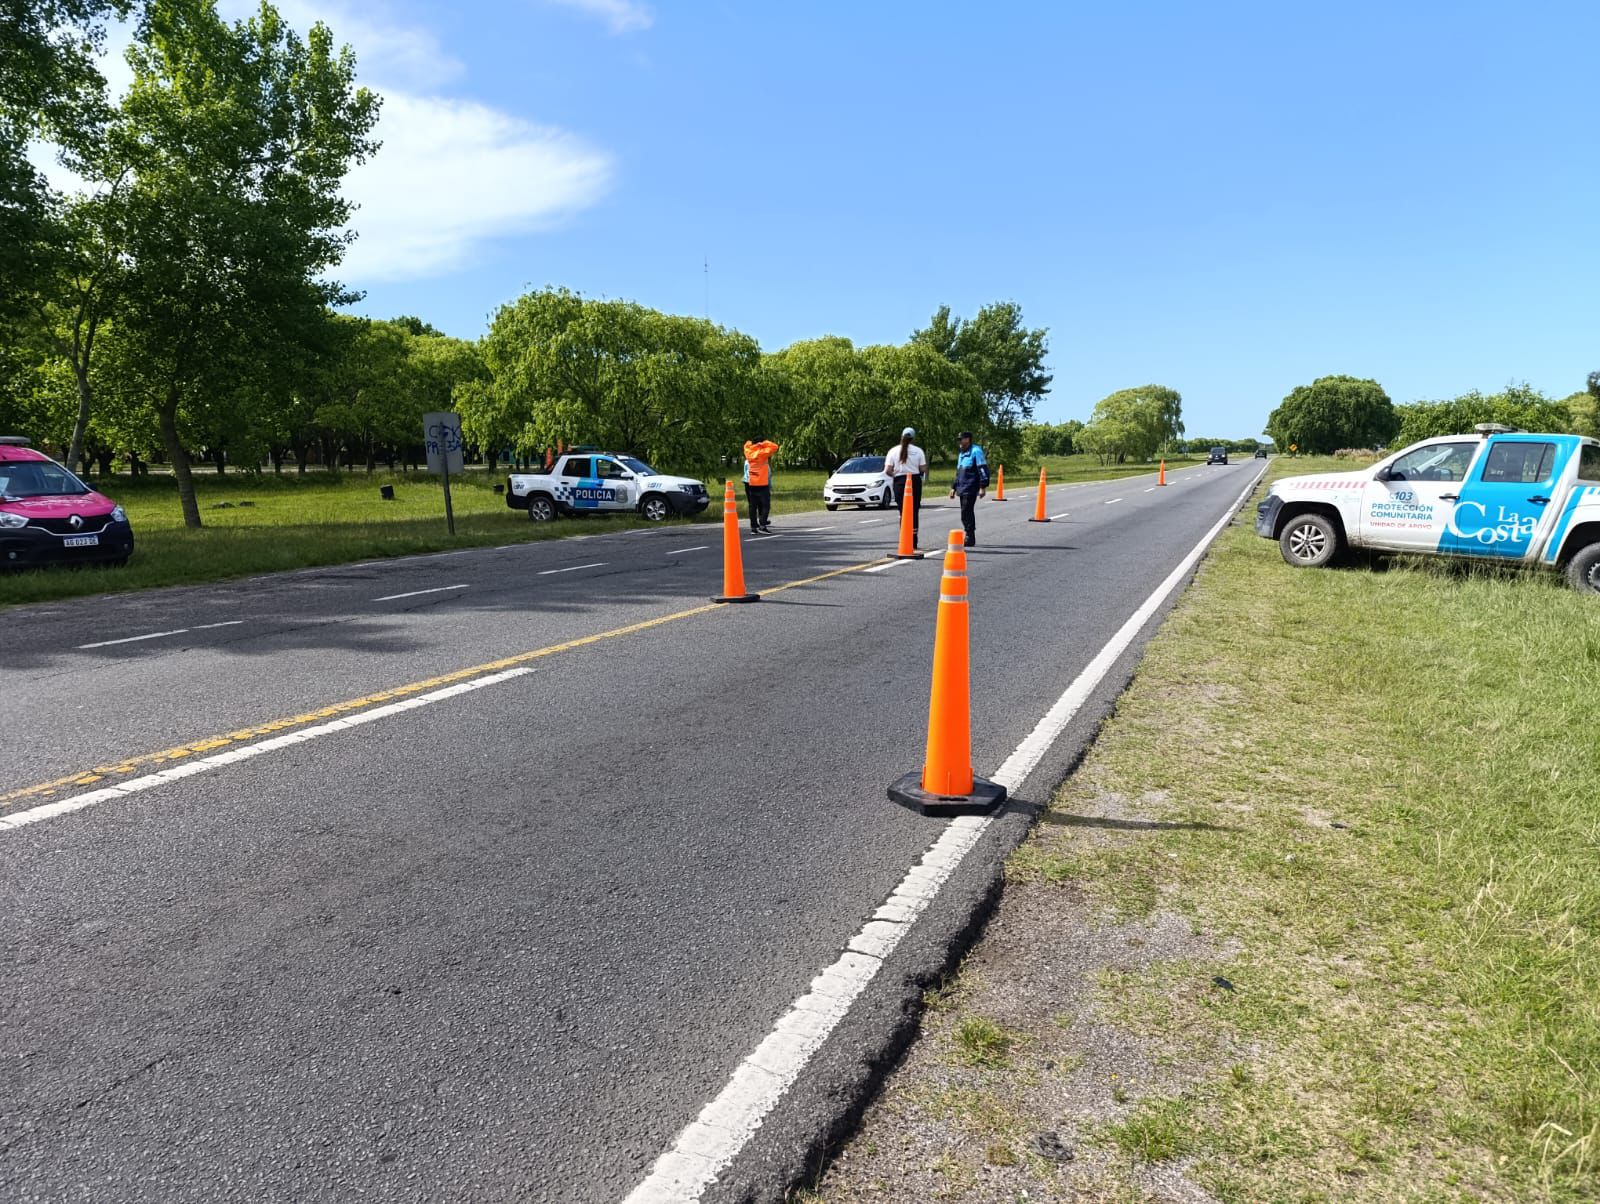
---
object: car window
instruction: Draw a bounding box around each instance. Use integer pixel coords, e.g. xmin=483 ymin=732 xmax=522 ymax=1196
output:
xmin=617 ymin=456 xmax=657 ymax=476
xmin=595 ymin=458 xmax=626 ymax=479
xmin=838 ymin=457 xmax=884 ymax=474
xmin=561 ymin=456 xmax=592 ymax=478
xmin=1388 ymin=441 xmax=1477 ymax=483
xmin=1579 ymin=445 xmax=1600 ymax=482
xmin=0 ymin=460 xmax=91 ymax=497
xmin=1481 ymin=441 xmax=1556 ymax=485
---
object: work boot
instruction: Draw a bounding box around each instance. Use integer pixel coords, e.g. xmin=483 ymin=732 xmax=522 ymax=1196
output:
xmin=965 ymin=534 xmax=975 ymax=547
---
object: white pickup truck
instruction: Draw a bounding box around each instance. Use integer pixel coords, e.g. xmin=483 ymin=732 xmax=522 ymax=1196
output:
xmin=1256 ymin=426 xmax=1600 ymax=594
xmin=506 ymin=452 xmax=710 ymax=523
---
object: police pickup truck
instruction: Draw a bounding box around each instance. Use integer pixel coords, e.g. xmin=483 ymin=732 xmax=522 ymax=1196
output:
xmin=1256 ymin=425 xmax=1600 ymax=594
xmin=506 ymin=452 xmax=710 ymax=522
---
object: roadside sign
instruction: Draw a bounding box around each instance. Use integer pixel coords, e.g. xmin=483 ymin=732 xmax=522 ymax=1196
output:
xmin=423 ymin=412 xmax=463 ymax=535
xmin=1289 ymin=443 xmax=1298 ymax=453
xmin=424 ymin=412 xmax=464 ymax=475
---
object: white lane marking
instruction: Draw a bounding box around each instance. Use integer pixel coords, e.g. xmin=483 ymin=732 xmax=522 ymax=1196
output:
xmin=857 ymin=518 xmax=883 ymax=525
xmin=667 ymin=545 xmax=711 ymax=554
xmin=1144 ymin=487 xmax=1156 ymax=493
xmin=1105 ymin=497 xmax=1123 ymax=505
xmin=1049 ymin=512 xmax=1071 ymax=521
xmin=620 ymin=466 xmax=1268 ymax=1204
xmin=537 ymin=562 xmax=607 ymax=576
xmin=800 ymin=527 xmax=831 ymax=532
xmin=863 ymin=558 xmax=912 ymax=574
xmin=0 ymin=668 xmax=536 ymax=833
xmin=748 ymin=535 xmax=780 ymax=542
xmin=372 ymin=584 xmax=470 ymax=602
xmin=78 ymin=621 xmax=245 ymax=650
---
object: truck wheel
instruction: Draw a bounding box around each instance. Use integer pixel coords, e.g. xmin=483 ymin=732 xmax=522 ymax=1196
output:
xmin=878 ymin=492 xmax=893 ymax=509
xmin=527 ymin=495 xmax=556 ymax=523
xmin=640 ymin=494 xmax=672 ymax=522
xmin=1565 ymin=542 xmax=1600 ymax=595
xmin=1279 ymin=513 xmax=1340 ymax=568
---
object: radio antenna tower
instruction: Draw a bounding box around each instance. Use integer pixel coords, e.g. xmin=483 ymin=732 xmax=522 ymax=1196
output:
xmin=703 ymin=255 xmax=709 ymax=321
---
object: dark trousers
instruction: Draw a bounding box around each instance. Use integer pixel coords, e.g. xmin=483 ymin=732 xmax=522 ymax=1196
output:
xmin=893 ymin=474 xmax=924 ymax=543
xmin=957 ymin=490 xmax=979 ymax=541
xmin=744 ymin=483 xmax=771 ymax=529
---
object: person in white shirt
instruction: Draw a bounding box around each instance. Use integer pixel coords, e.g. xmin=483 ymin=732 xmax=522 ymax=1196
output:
xmin=884 ymin=426 xmax=929 ymax=549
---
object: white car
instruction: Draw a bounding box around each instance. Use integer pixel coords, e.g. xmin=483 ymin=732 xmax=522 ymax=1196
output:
xmin=823 ymin=455 xmax=895 ymax=511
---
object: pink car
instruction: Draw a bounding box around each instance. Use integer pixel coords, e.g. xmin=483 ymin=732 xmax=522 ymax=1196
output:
xmin=0 ymin=437 xmax=135 ymax=569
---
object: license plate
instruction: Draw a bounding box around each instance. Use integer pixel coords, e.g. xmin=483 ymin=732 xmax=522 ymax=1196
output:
xmin=63 ymin=535 xmax=99 ymax=548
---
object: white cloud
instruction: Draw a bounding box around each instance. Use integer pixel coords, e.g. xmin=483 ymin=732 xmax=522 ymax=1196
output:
xmin=339 ymin=91 xmax=613 ymax=281
xmin=545 ymin=0 xmax=654 ymax=34
xmin=28 ymin=2 xmax=615 ymax=284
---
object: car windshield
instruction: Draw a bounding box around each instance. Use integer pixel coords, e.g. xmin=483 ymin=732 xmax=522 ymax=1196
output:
xmin=0 ymin=460 xmax=92 ymax=499
xmin=1210 ymin=447 xmax=1226 ymax=454
xmin=837 ymin=457 xmax=885 ymax=474
xmin=617 ymin=456 xmax=657 ymax=476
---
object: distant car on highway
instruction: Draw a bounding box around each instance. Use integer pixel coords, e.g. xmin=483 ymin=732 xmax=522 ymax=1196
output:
xmin=823 ymin=455 xmax=894 ymax=511
xmin=506 ymin=451 xmax=709 ymax=522
xmin=1207 ymin=447 xmax=1229 ymax=465
xmin=0 ymin=437 xmax=134 ymax=569
xmin=1254 ymin=447 xmax=1268 ymax=459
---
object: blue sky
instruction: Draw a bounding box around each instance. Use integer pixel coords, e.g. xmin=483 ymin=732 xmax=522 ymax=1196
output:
xmin=303 ymin=0 xmax=1600 ymax=438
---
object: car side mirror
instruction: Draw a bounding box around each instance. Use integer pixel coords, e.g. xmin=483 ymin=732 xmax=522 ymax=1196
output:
xmin=1373 ymin=467 xmax=1392 ymax=482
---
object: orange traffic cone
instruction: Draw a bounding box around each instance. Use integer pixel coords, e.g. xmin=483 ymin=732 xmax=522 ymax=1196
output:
xmin=1028 ymin=466 xmax=1051 ymax=522
xmin=893 ymin=478 xmax=925 ymax=560
xmin=711 ymin=480 xmax=759 ymax=603
xmin=1158 ymin=460 xmax=1167 ymax=486
xmin=887 ymin=530 xmax=1007 ymax=816
xmin=993 ymin=465 xmax=1006 ymax=500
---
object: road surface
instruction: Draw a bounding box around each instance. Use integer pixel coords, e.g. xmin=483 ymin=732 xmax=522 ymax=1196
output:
xmin=1 ymin=461 xmax=1263 ymax=1202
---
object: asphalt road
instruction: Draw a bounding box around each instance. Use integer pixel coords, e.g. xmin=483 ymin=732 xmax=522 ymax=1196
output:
xmin=1 ymin=461 xmax=1263 ymax=1202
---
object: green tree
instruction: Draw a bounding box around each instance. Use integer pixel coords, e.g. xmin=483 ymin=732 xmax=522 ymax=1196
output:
xmin=1265 ymin=376 xmax=1398 ymax=455
xmin=110 ymin=0 xmax=378 ymax=526
xmin=911 ymin=301 xmax=1051 ymax=433
xmin=0 ymin=0 xmax=129 ymax=324
xmin=473 ymin=287 xmax=765 ymax=470
xmin=1393 ymin=384 xmax=1574 ymax=446
xmin=1078 ymin=385 xmax=1183 ymax=463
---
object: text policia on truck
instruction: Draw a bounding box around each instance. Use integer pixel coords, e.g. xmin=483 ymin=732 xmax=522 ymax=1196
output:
xmin=1255 ymin=424 xmax=1600 ymax=594
xmin=505 ymin=451 xmax=710 ymax=523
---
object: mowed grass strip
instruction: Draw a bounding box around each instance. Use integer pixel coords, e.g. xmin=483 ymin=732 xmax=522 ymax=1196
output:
xmin=0 ymin=454 xmax=1199 ymax=607
xmin=1030 ymin=461 xmax=1600 ymax=1200
xmin=816 ymin=456 xmax=1600 ymax=1203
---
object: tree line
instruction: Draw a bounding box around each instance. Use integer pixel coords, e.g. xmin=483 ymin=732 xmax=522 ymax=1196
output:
xmin=1265 ymin=375 xmax=1600 ymax=455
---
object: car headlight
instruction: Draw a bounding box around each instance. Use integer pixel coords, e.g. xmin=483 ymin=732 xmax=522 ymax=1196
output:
xmin=111 ymin=505 xmax=126 ymax=522
xmin=0 ymin=512 xmax=27 ymax=529
xmin=874 ymin=478 xmax=887 ymax=487
xmin=677 ymin=483 xmax=698 ymax=493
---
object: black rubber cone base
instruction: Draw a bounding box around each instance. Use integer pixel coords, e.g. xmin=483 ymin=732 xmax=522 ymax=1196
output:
xmin=893 ymin=550 xmax=926 ymax=560
xmin=711 ymin=593 xmax=760 ymax=603
xmin=888 ymin=770 xmax=1007 ymax=817
xmin=1028 ymin=517 xmax=1052 ymax=523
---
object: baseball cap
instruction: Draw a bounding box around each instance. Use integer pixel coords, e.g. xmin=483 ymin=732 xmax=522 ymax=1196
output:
xmin=902 ymin=426 xmax=916 ymax=437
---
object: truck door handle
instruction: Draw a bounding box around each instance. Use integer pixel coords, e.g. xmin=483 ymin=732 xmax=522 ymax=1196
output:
xmin=1440 ymin=493 xmax=1459 ymax=501
xmin=1529 ymin=496 xmax=1551 ymax=505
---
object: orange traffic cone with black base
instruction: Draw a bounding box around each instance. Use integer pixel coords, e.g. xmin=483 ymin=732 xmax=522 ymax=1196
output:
xmin=1028 ymin=466 xmax=1051 ymax=522
xmin=893 ymin=479 xmax=924 ymax=560
xmin=993 ymin=464 xmax=1006 ymax=500
xmin=711 ymin=480 xmax=759 ymax=603
xmin=888 ymin=530 xmax=1007 ymax=817
xmin=1158 ymin=460 xmax=1167 ymax=486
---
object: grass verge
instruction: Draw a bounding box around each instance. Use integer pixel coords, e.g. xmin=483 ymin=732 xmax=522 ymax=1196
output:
xmin=1 ymin=454 xmax=1200 ymax=607
xmin=814 ymin=457 xmax=1600 ymax=1203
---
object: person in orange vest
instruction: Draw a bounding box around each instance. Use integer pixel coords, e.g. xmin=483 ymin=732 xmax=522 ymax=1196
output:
xmin=742 ymin=437 xmax=779 ymax=533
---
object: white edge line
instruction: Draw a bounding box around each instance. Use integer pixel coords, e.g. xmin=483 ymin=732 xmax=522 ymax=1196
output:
xmin=0 ymin=668 xmax=536 ymax=834
xmin=78 ymin=628 xmax=191 ymax=649
xmin=619 ymin=466 xmax=1268 ymax=1204
xmin=1105 ymin=497 xmax=1123 ymax=505
xmin=537 ymin=562 xmax=607 ymax=576
xmin=863 ymin=558 xmax=911 ymax=574
xmin=666 ymin=546 xmax=711 ymax=554
xmin=372 ymin=584 xmax=470 ymax=602
xmin=1048 ymin=512 xmax=1071 ymax=520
